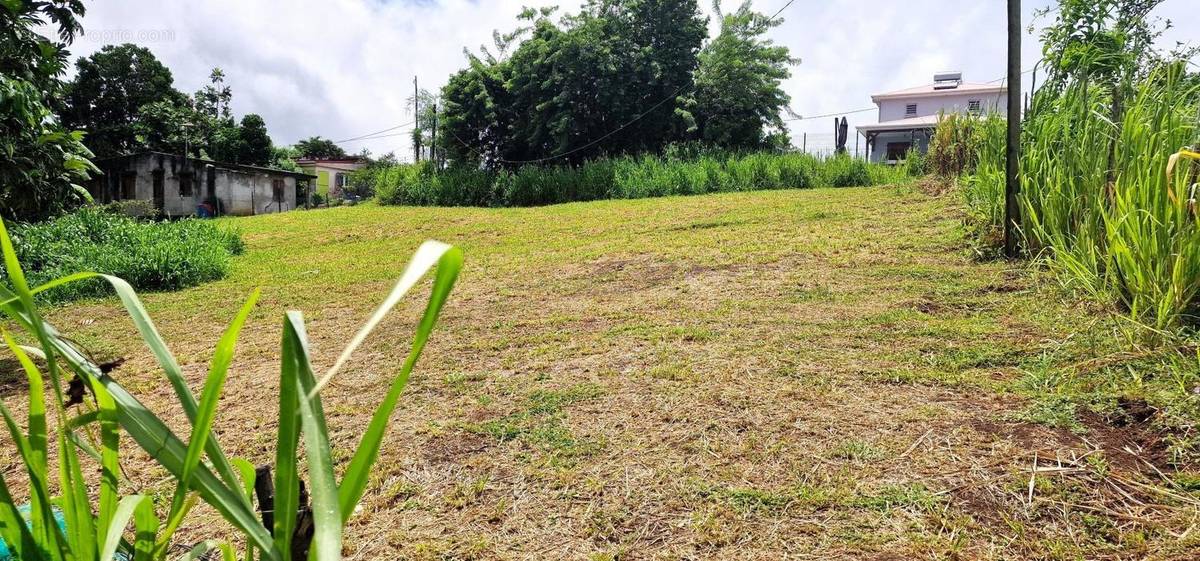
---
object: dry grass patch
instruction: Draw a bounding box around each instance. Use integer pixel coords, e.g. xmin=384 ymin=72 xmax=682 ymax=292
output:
xmin=2 ymin=185 xmax=1196 ymax=559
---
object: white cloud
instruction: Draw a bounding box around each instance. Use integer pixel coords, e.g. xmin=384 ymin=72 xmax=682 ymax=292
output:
xmin=69 ymin=0 xmax=1198 ymax=160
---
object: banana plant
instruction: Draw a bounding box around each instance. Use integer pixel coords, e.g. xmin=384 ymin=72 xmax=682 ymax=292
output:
xmin=0 ymin=216 xmax=461 ymax=560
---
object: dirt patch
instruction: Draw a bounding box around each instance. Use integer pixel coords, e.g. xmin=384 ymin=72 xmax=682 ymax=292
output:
xmin=969 ymin=407 xmax=1172 ymax=474
xmin=911 ymin=296 xmax=992 ymax=316
xmin=1078 ymin=409 xmax=1172 ymax=472
xmin=569 ymin=254 xmax=682 ymax=289
xmin=912 ymin=177 xmax=955 ymax=197
xmin=422 ymin=432 xmax=491 ymax=464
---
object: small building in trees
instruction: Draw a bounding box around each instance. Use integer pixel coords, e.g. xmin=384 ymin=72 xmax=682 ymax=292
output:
xmin=295 ymin=157 xmax=367 ymax=200
xmin=87 ymin=152 xmax=316 ymax=217
xmin=857 ymin=72 xmax=1007 ymax=164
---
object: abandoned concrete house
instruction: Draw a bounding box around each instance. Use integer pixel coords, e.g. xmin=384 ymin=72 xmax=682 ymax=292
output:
xmin=87 ymin=151 xmax=317 ymax=216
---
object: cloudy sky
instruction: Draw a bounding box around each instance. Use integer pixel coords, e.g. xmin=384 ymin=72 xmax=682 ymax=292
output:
xmin=67 ymin=0 xmax=1198 ymax=159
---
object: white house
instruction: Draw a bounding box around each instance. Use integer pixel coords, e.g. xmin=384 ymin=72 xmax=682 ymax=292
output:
xmin=857 ymin=72 xmax=1007 ymax=164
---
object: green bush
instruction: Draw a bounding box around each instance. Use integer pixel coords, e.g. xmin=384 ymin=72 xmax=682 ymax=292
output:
xmin=7 ymin=207 xmax=244 ymax=302
xmin=99 ymin=199 xmax=161 ymax=219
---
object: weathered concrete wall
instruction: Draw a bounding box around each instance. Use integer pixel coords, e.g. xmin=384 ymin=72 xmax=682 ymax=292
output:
xmin=90 ymin=153 xmax=299 ymax=217
xmin=216 ymin=170 xmax=297 ymax=216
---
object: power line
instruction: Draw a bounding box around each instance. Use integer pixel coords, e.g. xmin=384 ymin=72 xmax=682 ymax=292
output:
xmin=333 ymin=120 xmax=416 ymax=144
xmin=784 ymin=107 xmax=876 ymax=122
xmin=768 ymin=0 xmax=796 ymax=22
xmin=986 ymin=66 xmax=1037 ymax=83
xmin=336 ymin=128 xmax=415 ymax=144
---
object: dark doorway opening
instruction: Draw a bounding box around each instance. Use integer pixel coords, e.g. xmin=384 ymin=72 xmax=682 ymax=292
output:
xmin=886 ymin=142 xmax=912 ymax=161
xmin=152 ymin=169 xmax=165 ymax=212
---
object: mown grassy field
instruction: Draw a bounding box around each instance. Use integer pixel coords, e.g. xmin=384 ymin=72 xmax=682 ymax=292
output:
xmin=8 ymin=184 xmax=1199 ymax=559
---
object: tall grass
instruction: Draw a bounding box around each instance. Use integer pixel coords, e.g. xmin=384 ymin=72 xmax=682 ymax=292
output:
xmin=0 ymin=216 xmax=461 ymax=560
xmin=950 ymin=115 xmax=1007 ymax=246
xmin=374 ymin=151 xmax=908 ymax=207
xmin=961 ymin=65 xmax=1200 ymax=332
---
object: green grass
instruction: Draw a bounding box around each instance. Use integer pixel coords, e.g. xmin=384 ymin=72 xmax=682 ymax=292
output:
xmin=19 ymin=185 xmax=1199 ymax=559
xmin=7 ymin=207 xmax=244 ymax=302
xmin=373 ymin=151 xmax=907 ymax=207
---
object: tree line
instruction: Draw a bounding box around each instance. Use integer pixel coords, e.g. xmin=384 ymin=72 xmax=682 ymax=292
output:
xmin=59 ymin=48 xmax=274 ymax=166
xmin=59 ymin=41 xmax=365 ymax=168
xmin=0 ymin=1 xmax=359 ymax=221
xmin=434 ymin=0 xmax=797 ymax=168
xmin=57 ymin=45 xmax=357 ymax=168
xmin=2 ymin=0 xmax=795 ymax=221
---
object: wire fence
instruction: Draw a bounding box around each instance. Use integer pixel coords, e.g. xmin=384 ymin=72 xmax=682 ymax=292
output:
xmin=794 ymin=132 xmax=867 ymax=159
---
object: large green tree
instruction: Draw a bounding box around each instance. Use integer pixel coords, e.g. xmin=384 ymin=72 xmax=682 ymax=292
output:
xmin=130 ymin=96 xmax=206 ymax=156
xmin=194 ymin=68 xmax=243 ymax=162
xmin=441 ymin=55 xmax=513 ymax=165
xmin=63 ymin=44 xmax=184 ymax=158
xmin=236 ymin=114 xmax=274 ymax=166
xmin=439 ymin=0 xmax=709 ymax=166
xmin=681 ymin=1 xmax=796 ymax=150
xmin=294 ymin=136 xmax=347 ymax=159
xmin=1 ymin=0 xmax=96 ymax=221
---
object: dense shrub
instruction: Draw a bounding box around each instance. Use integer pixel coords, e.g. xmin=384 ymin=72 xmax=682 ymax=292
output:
xmin=376 ymin=151 xmax=906 ymax=208
xmin=7 ymin=207 xmax=245 ymax=302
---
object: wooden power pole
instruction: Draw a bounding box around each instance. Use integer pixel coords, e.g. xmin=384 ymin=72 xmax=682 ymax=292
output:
xmin=1004 ymin=0 xmax=1022 ymax=258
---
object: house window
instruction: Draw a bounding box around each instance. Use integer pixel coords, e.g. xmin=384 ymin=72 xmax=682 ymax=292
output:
xmin=179 ymin=172 xmax=194 ymax=196
xmin=905 ymin=103 xmax=918 ymax=117
xmin=968 ymin=99 xmax=982 ymax=113
xmin=272 ymin=179 xmax=285 ymax=203
xmin=886 ymin=142 xmax=912 ymax=161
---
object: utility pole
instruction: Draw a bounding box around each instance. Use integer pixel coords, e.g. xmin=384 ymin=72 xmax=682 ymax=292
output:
xmin=414 ymin=77 xmax=422 ymax=162
xmin=1004 ymin=0 xmax=1022 ymax=258
xmin=431 ymin=103 xmax=439 ymax=171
